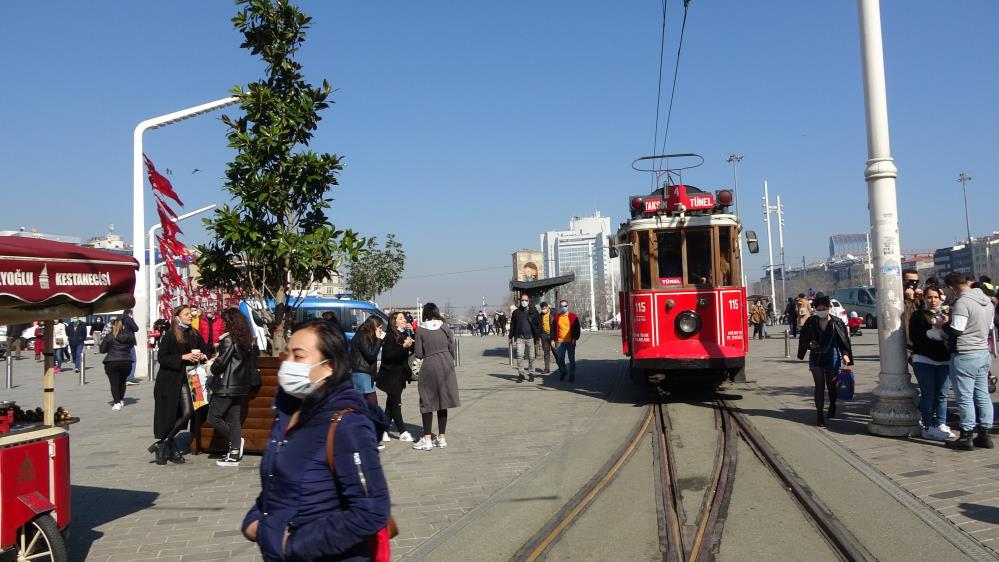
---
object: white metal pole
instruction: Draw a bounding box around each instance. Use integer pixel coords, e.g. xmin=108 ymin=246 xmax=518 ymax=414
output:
xmin=727 ymin=155 xmax=747 ymax=288
xmin=587 ymin=240 xmax=597 ymax=330
xmin=762 ymin=181 xmax=777 ymax=307
xmin=132 ymin=96 xmax=238 ymax=381
xmin=776 ymin=195 xmax=787 ymax=307
xmin=147 ymin=204 xmax=217 ymax=324
xmin=865 ymin=231 xmax=874 ymax=286
xmin=858 ymin=0 xmax=920 ymax=436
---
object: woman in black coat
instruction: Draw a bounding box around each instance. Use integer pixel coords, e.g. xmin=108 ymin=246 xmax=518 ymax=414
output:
xmin=150 ymin=305 xmax=207 ymax=465
xmin=100 ymin=317 xmax=136 ymax=410
xmin=206 ymin=307 xmax=258 ymax=467
xmin=377 ymin=312 xmax=415 ymax=442
xmin=349 ymin=316 xmax=384 ymax=408
xmin=796 ymin=295 xmax=853 ymax=427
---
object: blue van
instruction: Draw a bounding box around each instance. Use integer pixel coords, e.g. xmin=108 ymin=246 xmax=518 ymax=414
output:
xmin=240 ymin=296 xmax=389 ymax=350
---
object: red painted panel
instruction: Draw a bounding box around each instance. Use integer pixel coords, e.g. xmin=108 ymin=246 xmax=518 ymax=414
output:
xmin=0 ymin=440 xmax=51 ymax=547
xmin=53 ymin=435 xmax=70 ymax=529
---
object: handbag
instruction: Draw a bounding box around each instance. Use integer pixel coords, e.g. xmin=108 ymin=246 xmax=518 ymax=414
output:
xmin=835 ymin=368 xmax=855 ymax=401
xmin=326 ymin=408 xmax=399 ymax=562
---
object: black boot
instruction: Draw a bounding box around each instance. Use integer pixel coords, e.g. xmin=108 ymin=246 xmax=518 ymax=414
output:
xmin=149 ymin=440 xmax=167 ymax=465
xmin=166 ymin=439 xmax=186 ymax=464
xmin=827 ymin=403 xmax=837 ymax=419
xmin=816 ymin=410 xmax=825 ymax=427
xmin=945 ymin=429 xmax=975 ymax=451
xmin=973 ymin=428 xmax=994 ymax=449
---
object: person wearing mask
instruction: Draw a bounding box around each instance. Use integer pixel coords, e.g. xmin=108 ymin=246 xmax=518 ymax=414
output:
xmin=207 ymin=307 xmax=258 ymax=467
xmin=909 ymin=286 xmax=954 ymax=441
xmin=33 ymin=323 xmax=44 ymax=362
xmin=68 ymin=319 xmax=88 ymax=373
xmin=350 ymin=316 xmax=384 ymax=410
xmin=943 ymin=273 xmax=996 ymax=451
xmin=91 ymin=316 xmax=105 ymax=337
xmin=52 ymin=319 xmax=69 ymax=373
xmin=100 ymin=318 xmax=136 ymax=411
xmin=198 ymin=308 xmax=226 ymax=353
xmin=782 ymin=298 xmax=798 ymax=337
xmin=797 ymin=295 xmax=853 ymax=427
xmin=150 ymin=305 xmax=207 ymax=466
xmin=412 ymin=303 xmax=459 ymax=451
xmin=538 ymin=302 xmax=554 ymax=373
xmin=508 ymin=294 xmax=541 ymax=382
xmin=242 ymin=320 xmax=391 ymax=560
xmin=377 ymin=312 xmax=415 ymax=442
xmin=120 ymin=310 xmax=141 ymax=385
xmin=550 ymin=300 xmax=582 ymax=383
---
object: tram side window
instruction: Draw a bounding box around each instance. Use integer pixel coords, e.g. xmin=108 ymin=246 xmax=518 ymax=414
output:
xmin=718 ymin=227 xmax=734 ymax=286
xmin=686 ymin=230 xmax=714 ymax=285
xmin=656 ymin=232 xmax=683 ymax=284
xmin=638 ymin=231 xmax=652 ymax=290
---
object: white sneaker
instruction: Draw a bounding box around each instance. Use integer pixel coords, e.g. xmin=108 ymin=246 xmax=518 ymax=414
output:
xmin=382 ymin=432 xmax=391 ymax=442
xmin=398 ymin=431 xmax=414 ymax=442
xmin=412 ymin=437 xmax=433 ymax=451
xmin=111 ymin=402 xmax=123 ymax=411
xmin=939 ymin=424 xmax=956 ymax=438
xmin=434 ymin=436 xmax=448 ymax=449
xmin=922 ymin=426 xmax=950 ymax=441
xmin=238 ymin=437 xmax=245 ymax=459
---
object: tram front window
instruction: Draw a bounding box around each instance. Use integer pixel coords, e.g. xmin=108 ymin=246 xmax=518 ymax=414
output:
xmin=657 ymin=232 xmax=683 ymax=283
xmin=718 ymin=227 xmax=734 ymax=286
xmin=686 ymin=230 xmax=714 ymax=285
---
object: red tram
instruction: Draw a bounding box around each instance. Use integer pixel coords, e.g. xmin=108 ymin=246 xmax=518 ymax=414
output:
xmin=615 ymin=174 xmax=759 ymax=385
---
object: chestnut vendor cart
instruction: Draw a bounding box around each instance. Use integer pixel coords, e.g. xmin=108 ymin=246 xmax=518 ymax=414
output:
xmin=0 ymin=236 xmax=138 ymax=561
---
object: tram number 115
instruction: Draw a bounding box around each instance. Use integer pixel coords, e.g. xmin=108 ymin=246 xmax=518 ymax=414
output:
xmin=728 ymin=299 xmax=740 ymax=310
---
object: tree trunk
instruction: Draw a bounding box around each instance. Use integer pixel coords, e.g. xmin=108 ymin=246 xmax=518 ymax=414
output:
xmin=270 ymin=285 xmax=289 ymax=356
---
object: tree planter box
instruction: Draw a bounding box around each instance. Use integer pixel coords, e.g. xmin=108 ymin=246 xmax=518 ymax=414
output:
xmin=195 ymin=354 xmax=282 ymax=455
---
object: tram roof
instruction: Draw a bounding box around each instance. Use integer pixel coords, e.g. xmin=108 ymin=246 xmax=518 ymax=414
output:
xmin=616 ymin=213 xmax=741 ymax=235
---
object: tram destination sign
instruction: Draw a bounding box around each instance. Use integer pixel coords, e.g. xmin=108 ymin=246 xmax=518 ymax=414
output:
xmin=641 ymin=185 xmax=716 ymax=214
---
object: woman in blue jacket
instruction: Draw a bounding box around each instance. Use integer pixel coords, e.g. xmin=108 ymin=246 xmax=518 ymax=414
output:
xmin=242 ymin=319 xmax=391 ymax=561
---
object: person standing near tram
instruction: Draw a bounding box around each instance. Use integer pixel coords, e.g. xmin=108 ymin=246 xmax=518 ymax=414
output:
xmin=551 ymin=300 xmax=581 ymax=383
xmin=508 ymin=294 xmax=541 ymax=383
xmin=797 ymin=295 xmax=853 ymax=427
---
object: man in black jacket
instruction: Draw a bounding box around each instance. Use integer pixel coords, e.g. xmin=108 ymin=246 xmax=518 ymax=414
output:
xmin=508 ymin=294 xmax=541 ymax=382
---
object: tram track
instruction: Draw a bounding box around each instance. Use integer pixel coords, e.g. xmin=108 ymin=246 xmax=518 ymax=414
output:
xmin=513 ymin=387 xmax=877 ymax=562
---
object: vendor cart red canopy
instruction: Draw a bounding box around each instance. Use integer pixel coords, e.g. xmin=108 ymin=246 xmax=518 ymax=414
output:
xmin=0 ymin=236 xmax=139 ymax=324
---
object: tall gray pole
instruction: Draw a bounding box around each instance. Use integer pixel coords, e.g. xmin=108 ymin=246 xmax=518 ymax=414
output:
xmin=776 ymin=195 xmax=787 ymax=306
xmin=727 ymin=154 xmax=747 ymax=288
xmin=958 ymin=172 xmax=974 ymax=277
xmin=858 ymin=0 xmax=920 ymax=436
xmin=762 ymin=181 xmax=777 ymax=307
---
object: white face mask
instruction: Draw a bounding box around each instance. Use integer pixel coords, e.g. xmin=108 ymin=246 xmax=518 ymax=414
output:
xmin=278 ymin=359 xmax=329 ymax=398
xmin=815 ymin=310 xmax=830 ymax=319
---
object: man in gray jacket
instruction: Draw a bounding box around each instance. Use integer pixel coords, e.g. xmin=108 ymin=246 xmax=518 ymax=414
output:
xmin=943 ymin=272 xmax=996 ymax=450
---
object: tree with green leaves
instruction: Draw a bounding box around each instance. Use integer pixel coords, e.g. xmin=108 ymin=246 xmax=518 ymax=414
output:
xmin=197 ymin=0 xmax=365 ymax=354
xmin=346 ymin=234 xmax=406 ymax=302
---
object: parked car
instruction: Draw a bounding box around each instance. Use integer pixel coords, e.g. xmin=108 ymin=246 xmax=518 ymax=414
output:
xmin=829 ymin=298 xmax=849 ymax=326
xmin=833 ymin=287 xmax=878 ymax=328
xmin=242 ymin=296 xmax=390 ymax=349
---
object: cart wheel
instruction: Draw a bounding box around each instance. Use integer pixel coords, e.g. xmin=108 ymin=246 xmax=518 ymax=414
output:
xmin=15 ymin=514 xmax=68 ymax=562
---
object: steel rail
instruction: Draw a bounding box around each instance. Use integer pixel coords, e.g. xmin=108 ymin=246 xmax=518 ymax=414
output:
xmin=719 ymin=399 xmax=876 ymax=562
xmin=512 ymin=406 xmax=654 ymax=562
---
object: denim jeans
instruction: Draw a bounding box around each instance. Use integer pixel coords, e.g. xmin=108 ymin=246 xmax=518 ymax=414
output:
xmin=555 ymin=343 xmax=576 ymax=378
xmin=128 ymin=346 xmax=137 ymax=381
xmin=912 ymin=362 xmax=950 ymax=428
xmin=949 ymin=351 xmax=994 ymax=432
xmin=72 ymin=343 xmax=85 ymax=370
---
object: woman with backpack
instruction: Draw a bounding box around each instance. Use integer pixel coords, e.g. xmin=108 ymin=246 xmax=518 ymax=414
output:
xmin=100 ymin=317 xmax=136 ymax=411
xmin=206 ymin=308 xmax=258 ymax=468
xmin=242 ymin=319 xmax=391 ymax=561
xmin=797 ymin=295 xmax=853 ymax=427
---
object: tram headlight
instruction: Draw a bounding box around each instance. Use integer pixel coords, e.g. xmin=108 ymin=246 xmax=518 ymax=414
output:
xmin=675 ymin=311 xmax=701 ymax=337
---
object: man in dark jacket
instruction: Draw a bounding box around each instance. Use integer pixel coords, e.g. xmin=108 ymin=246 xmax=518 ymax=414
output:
xmin=68 ymin=319 xmax=88 ymax=373
xmin=508 ymin=294 xmax=541 ymax=382
xmin=550 ymin=300 xmax=582 ymax=383
xmin=119 ymin=310 xmax=141 ymax=385
xmin=5 ymin=323 xmax=27 ymax=360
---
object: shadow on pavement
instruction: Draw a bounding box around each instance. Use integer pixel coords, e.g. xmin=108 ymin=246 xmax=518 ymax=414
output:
xmin=69 ymin=485 xmax=159 ymax=560
xmin=486 ymin=358 xmax=647 ymax=407
xmin=958 ymin=503 xmax=999 ymax=524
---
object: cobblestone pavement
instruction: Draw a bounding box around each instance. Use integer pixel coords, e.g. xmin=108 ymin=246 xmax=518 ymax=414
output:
xmin=745 ymin=329 xmax=999 ymax=556
xmin=4 ymin=329 xmax=996 ymax=560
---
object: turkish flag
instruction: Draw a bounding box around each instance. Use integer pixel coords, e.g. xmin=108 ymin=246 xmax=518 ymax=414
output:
xmin=144 ymin=155 xmax=184 ymax=206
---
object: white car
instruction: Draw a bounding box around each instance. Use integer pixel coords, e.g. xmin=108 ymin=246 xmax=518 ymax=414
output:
xmin=830 ymin=299 xmax=849 ymax=325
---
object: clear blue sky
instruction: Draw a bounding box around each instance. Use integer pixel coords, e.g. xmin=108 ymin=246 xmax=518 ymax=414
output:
xmin=1 ymin=1 xmax=996 ymax=309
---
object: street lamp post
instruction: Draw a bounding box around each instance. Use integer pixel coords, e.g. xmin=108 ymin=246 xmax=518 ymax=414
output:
xmin=727 ymin=154 xmax=747 ymax=288
xmin=587 ymin=240 xmax=597 ymax=330
xmin=762 ymin=181 xmax=777 ymax=307
xmin=857 ymin=0 xmax=920 ymax=436
xmin=958 ymin=172 xmax=974 ymax=276
xmin=132 ymin=96 xmax=239 ymax=381
xmin=147 ymin=204 xmax=217 ymax=324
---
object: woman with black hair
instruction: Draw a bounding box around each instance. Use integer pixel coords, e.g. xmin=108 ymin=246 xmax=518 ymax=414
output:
xmin=206 ymin=307 xmax=258 ymax=467
xmin=242 ymin=320 xmax=391 ymax=561
xmin=350 ymin=316 xmax=384 ymax=407
xmin=150 ymin=305 xmax=207 ymax=465
xmin=412 ymin=303 xmax=459 ymax=451
xmin=377 ymin=312 xmax=415 ymax=442
xmin=797 ymin=295 xmax=853 ymax=427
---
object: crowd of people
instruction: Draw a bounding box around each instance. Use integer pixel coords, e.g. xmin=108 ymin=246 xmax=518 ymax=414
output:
xmin=795 ymin=269 xmax=998 ymax=449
